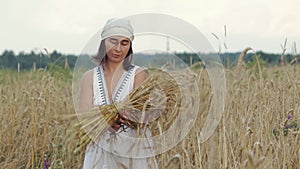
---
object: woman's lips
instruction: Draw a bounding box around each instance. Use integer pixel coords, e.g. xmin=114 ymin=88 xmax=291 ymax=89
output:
xmin=112 ymin=54 xmax=121 ymax=57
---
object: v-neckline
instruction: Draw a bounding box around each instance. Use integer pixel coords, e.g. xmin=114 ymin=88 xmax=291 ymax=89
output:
xmin=99 ymin=65 xmax=128 ymax=104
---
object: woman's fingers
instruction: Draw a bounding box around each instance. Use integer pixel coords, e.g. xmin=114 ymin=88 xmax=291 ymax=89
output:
xmin=119 ymin=110 xmax=129 ymax=119
xmin=111 ymin=123 xmax=120 ymax=130
xmin=110 ymin=115 xmax=127 ymax=132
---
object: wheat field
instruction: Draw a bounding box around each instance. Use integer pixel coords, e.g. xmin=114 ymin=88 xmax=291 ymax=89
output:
xmin=0 ymin=64 xmax=300 ymax=168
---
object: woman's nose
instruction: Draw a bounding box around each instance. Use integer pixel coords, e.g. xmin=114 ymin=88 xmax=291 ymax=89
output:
xmin=114 ymin=43 xmax=121 ymax=51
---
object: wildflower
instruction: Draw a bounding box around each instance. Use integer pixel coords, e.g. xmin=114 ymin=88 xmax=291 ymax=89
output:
xmin=43 ymin=154 xmax=48 ymax=169
xmin=287 ymin=114 xmax=291 ymax=120
xmin=285 ymin=125 xmax=291 ymax=129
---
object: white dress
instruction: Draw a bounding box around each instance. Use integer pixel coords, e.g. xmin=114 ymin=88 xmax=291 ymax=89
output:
xmin=83 ymin=65 xmax=158 ymax=169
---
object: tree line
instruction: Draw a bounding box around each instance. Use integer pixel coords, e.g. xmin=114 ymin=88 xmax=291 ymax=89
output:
xmin=0 ymin=49 xmax=298 ymax=70
xmin=0 ymin=50 xmax=77 ymax=70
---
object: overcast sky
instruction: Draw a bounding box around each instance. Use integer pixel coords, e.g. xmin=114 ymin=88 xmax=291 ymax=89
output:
xmin=0 ymin=0 xmax=299 ymax=55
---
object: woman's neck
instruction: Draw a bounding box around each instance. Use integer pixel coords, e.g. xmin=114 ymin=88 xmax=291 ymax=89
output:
xmin=102 ymin=61 xmax=124 ymax=74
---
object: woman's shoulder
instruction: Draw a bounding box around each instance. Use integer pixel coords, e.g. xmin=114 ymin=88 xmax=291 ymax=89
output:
xmin=133 ymin=65 xmax=147 ymax=87
xmin=81 ymin=68 xmax=94 ymax=82
xmin=130 ymin=64 xmax=145 ymax=76
xmin=131 ymin=64 xmax=142 ymax=73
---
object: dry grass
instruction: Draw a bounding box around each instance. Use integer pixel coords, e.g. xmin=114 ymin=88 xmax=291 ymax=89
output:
xmin=1 ymin=64 xmax=300 ymax=168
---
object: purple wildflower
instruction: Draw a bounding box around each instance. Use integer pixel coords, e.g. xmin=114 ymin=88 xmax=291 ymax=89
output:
xmin=287 ymin=114 xmax=291 ymax=120
xmin=43 ymin=157 xmax=48 ymax=169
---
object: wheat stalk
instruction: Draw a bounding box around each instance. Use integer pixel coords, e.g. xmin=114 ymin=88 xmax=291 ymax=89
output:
xmin=75 ymin=68 xmax=185 ymax=151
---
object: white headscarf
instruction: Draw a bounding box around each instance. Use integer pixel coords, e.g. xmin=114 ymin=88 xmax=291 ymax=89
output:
xmin=101 ymin=18 xmax=134 ymax=41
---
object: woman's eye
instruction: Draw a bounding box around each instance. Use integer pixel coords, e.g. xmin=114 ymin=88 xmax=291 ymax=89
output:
xmin=111 ymin=40 xmax=118 ymax=44
xmin=108 ymin=39 xmax=129 ymax=46
xmin=121 ymin=41 xmax=129 ymax=46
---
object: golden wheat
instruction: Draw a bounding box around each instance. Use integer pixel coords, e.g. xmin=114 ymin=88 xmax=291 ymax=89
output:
xmin=0 ymin=65 xmax=300 ymax=168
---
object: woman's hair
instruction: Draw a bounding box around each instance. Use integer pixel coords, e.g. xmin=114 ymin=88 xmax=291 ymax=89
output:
xmin=92 ymin=39 xmax=133 ymax=71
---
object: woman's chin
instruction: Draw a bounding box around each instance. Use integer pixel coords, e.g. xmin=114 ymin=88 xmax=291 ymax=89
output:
xmin=108 ymin=58 xmax=124 ymax=64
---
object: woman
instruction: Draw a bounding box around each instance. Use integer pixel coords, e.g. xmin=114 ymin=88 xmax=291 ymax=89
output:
xmin=79 ymin=18 xmax=158 ymax=169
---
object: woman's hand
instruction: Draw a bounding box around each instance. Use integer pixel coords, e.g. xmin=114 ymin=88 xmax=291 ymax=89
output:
xmin=110 ymin=110 xmax=138 ymax=132
xmin=110 ymin=114 xmax=127 ymax=131
xmin=110 ymin=110 xmax=151 ymax=132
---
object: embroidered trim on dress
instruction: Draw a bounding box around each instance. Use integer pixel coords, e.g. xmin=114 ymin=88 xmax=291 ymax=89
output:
xmin=96 ymin=66 xmax=107 ymax=105
xmin=113 ymin=66 xmax=135 ymax=101
xmin=97 ymin=65 xmax=136 ymax=104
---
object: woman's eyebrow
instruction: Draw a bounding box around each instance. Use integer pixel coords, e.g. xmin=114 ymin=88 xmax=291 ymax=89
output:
xmin=109 ymin=38 xmax=118 ymax=41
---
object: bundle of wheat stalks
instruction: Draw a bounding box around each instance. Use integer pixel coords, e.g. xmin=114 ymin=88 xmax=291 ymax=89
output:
xmin=75 ymin=68 xmax=196 ymax=152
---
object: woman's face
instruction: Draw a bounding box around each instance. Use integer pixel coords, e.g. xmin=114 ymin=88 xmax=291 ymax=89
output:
xmin=105 ymin=36 xmax=131 ymax=64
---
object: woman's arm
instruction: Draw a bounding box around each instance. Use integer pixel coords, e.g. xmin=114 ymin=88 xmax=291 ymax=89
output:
xmin=134 ymin=68 xmax=147 ymax=88
xmin=133 ymin=68 xmax=148 ymax=124
xmin=78 ymin=70 xmax=94 ymax=112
